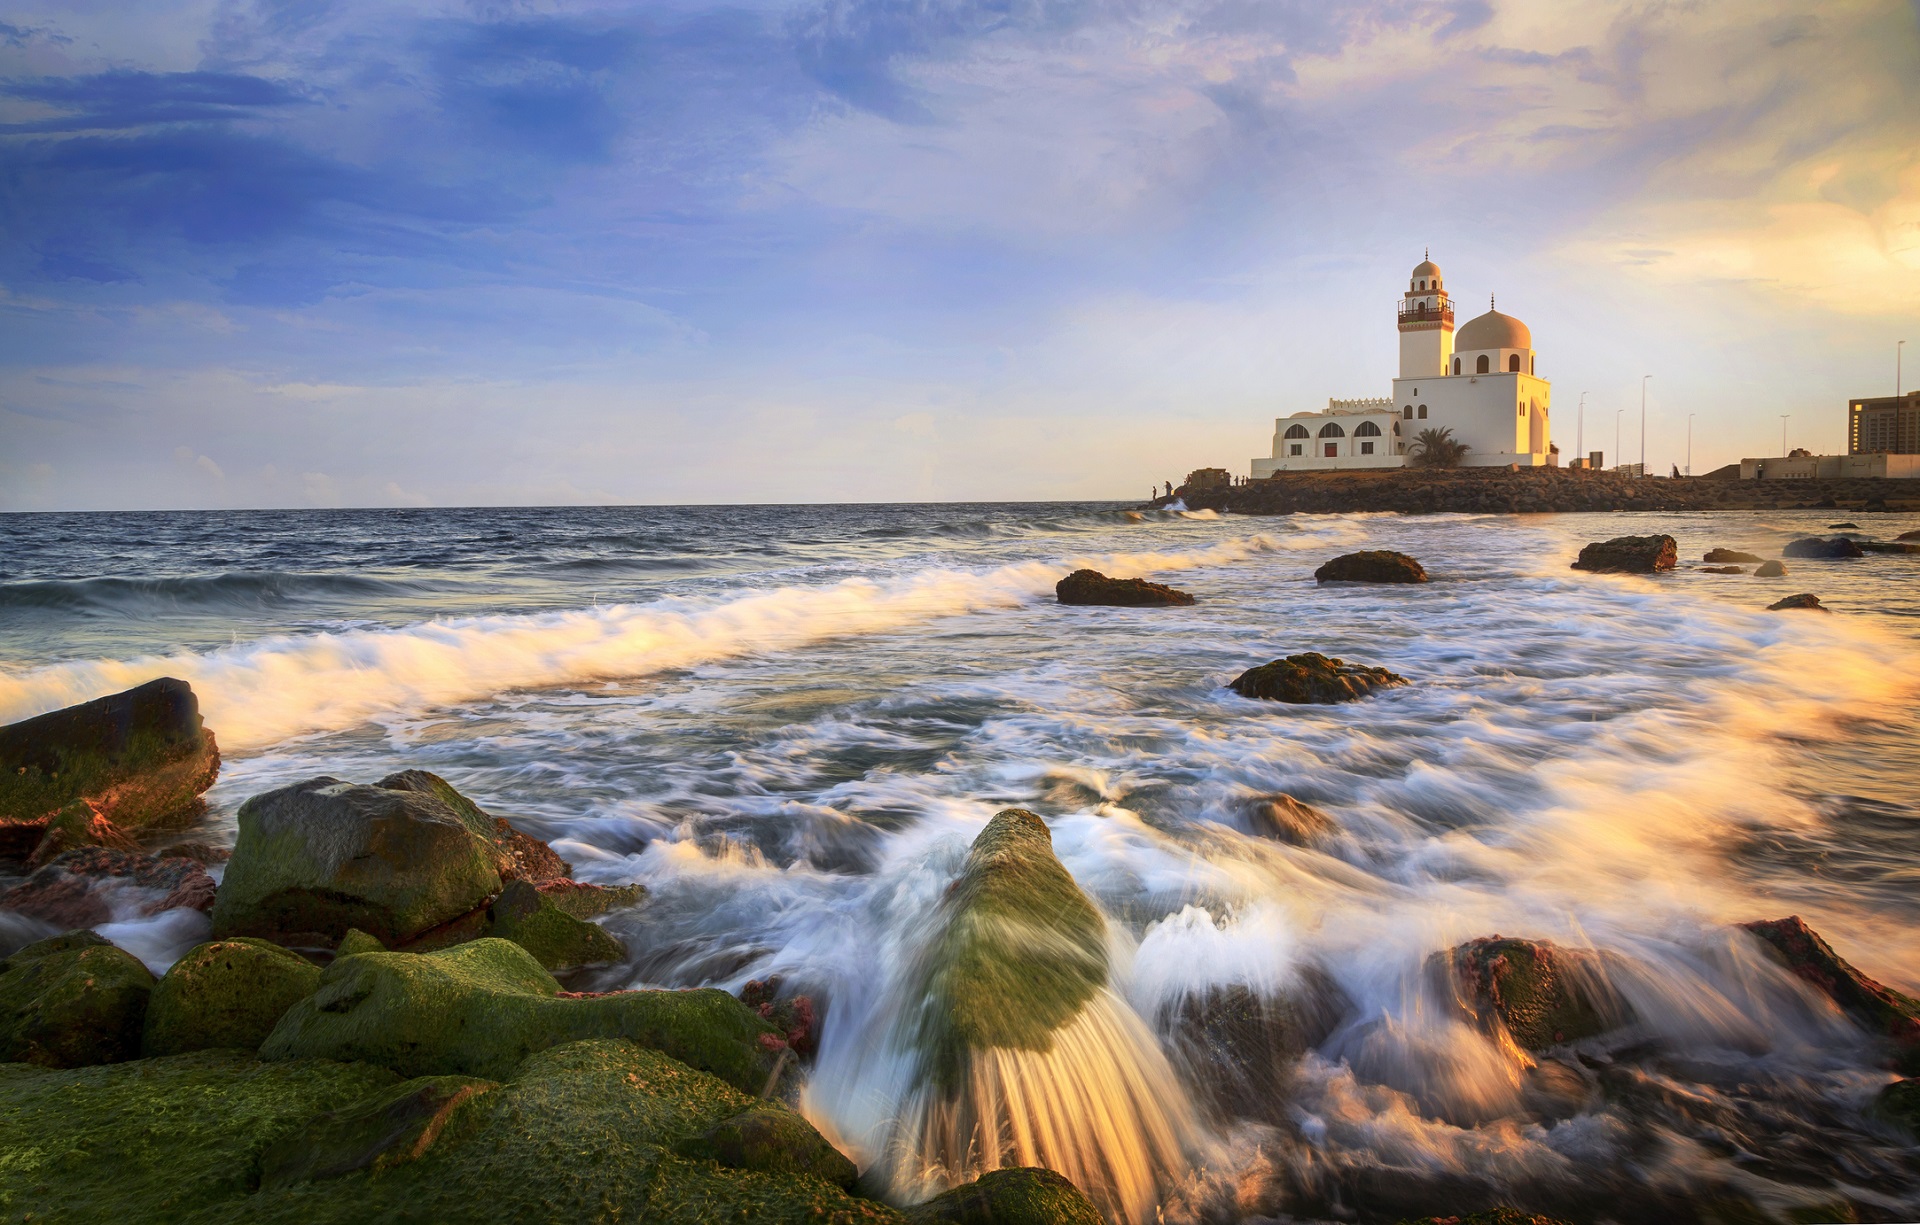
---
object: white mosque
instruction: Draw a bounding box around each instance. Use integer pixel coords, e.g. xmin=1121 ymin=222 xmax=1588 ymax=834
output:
xmin=1250 ymin=255 xmax=1554 ymax=476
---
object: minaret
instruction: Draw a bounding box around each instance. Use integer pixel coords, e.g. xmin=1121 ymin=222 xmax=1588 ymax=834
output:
xmin=1397 ymin=251 xmax=1454 ymax=378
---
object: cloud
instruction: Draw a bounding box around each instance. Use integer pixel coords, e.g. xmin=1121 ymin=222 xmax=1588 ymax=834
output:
xmin=0 ymin=70 xmax=309 ymax=133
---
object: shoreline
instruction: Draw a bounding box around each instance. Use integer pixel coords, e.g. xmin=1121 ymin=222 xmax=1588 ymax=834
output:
xmin=1157 ymin=468 xmax=1920 ymax=515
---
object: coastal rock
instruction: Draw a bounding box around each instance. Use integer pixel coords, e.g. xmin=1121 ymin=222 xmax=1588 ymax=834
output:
xmin=910 ymin=809 xmax=1108 ymax=1093
xmin=26 ymin=799 xmax=139 ymax=866
xmin=0 ymin=678 xmax=220 ymax=860
xmin=1878 ymin=1078 xmax=1920 ymax=1137
xmin=1569 ymin=535 xmax=1677 ymax=574
xmin=1899 ymin=529 xmax=1920 ymax=542
xmin=1314 ymin=550 xmax=1429 ymax=584
xmin=1859 ymin=540 xmax=1920 ymax=554
xmin=0 ymin=1040 xmax=888 ymax=1224
xmin=1827 ymin=522 xmax=1860 ymax=529
xmin=1396 ymin=1213 xmax=1575 ymax=1225
xmin=211 ymin=775 xmax=505 ymax=947
xmin=483 ymin=879 xmax=623 ymax=971
xmin=1754 ymin=559 xmax=1789 ymax=577
xmin=0 ymin=930 xmax=155 ymax=1067
xmin=1704 ymin=548 xmax=1765 ymax=564
xmin=674 ymin=1103 xmax=858 ymax=1189
xmin=1699 ymin=565 xmax=1745 ymax=574
xmin=1781 ymin=536 xmax=1865 ymax=559
xmin=538 ymin=879 xmax=646 ymax=919
xmin=1165 ymin=973 xmax=1348 ymax=1121
xmin=375 ymin=769 xmax=573 ymax=884
xmin=1245 ymin=793 xmax=1337 ymax=845
xmin=1229 ymin=653 xmax=1409 ymax=704
xmin=0 ymin=847 xmax=216 ymax=929
xmin=741 ymin=976 xmax=819 ymax=1059
xmin=258 ymin=1073 xmax=497 ymax=1187
xmin=903 ymin=1167 xmax=1104 ymax=1225
xmin=261 ymin=937 xmax=787 ymax=1094
xmin=1741 ymin=916 xmax=1920 ymax=1069
xmin=1054 ymin=568 xmax=1196 ymax=607
xmin=1767 ymin=593 xmax=1829 ymax=612
xmin=141 ymin=937 xmax=323 ymax=1057
xmin=1441 ymin=937 xmax=1628 ymax=1051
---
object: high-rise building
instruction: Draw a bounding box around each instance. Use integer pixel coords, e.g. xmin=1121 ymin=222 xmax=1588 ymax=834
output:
xmin=1848 ymin=392 xmax=1920 ymax=455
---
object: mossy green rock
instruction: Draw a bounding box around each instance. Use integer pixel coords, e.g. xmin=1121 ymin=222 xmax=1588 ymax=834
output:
xmin=142 ymin=938 xmax=324 ymax=1057
xmin=261 ymin=938 xmax=785 ymax=1094
xmin=0 ymin=677 xmax=220 ymax=834
xmin=0 ymin=1049 xmax=400 ymax=1220
xmin=903 ymin=1167 xmax=1104 ymax=1225
xmin=1444 ymin=937 xmax=1627 ymax=1051
xmin=335 ymin=928 xmax=385 ymax=957
xmin=259 ymin=1073 xmax=496 ymax=1187
xmin=1876 ymin=1077 xmax=1919 ymax=1136
xmin=488 ymin=880 xmax=623 ymax=971
xmin=676 ymin=1104 xmax=859 ymax=1190
xmin=908 ymin=809 xmax=1107 ymax=1094
xmin=211 ymin=775 xmax=504 ymax=946
xmin=0 ymin=931 xmax=155 ymax=1067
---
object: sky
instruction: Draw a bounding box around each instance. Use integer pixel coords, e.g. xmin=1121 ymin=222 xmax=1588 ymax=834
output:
xmin=1 ymin=0 xmax=1916 ymax=510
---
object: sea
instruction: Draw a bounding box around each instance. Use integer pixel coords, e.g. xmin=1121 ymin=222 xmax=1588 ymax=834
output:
xmin=2 ymin=502 xmax=1917 ymax=1223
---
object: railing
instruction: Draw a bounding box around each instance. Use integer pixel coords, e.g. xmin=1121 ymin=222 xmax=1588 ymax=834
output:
xmin=1397 ymin=298 xmax=1453 ymax=323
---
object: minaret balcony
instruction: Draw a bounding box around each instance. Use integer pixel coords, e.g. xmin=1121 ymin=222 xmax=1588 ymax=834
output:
xmin=1397 ymin=298 xmax=1453 ymax=327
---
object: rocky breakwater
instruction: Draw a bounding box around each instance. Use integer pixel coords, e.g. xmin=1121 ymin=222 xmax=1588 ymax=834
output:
xmin=874 ymin=808 xmax=1200 ymax=1223
xmin=1167 ymin=467 xmax=1920 ymax=515
xmin=0 ymin=678 xmax=220 ymax=865
xmin=0 ymin=702 xmax=1101 ymax=1223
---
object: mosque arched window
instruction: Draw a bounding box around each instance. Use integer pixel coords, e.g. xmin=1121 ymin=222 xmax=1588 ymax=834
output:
xmin=1403 ymin=406 xmax=1414 ymax=419
xmin=1354 ymin=421 xmax=1382 ymax=437
xmin=1417 ymin=405 xmax=1428 ymax=419
xmin=1476 ymin=355 xmax=1490 ymax=374
xmin=1318 ymin=422 xmax=1346 ymax=438
xmin=1452 ymin=357 xmax=1461 ymax=375
xmin=1284 ymin=424 xmax=1310 ymax=440
xmin=1508 ymin=353 xmax=1521 ymax=372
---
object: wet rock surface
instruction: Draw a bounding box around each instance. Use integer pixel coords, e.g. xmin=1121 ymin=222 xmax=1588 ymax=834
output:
xmin=1781 ymin=535 xmax=1865 ymax=559
xmin=1754 ymin=559 xmax=1789 ymax=577
xmin=1230 ymin=652 xmax=1409 ymax=704
xmin=1054 ymin=568 xmax=1196 ymax=606
xmin=1164 ymin=973 xmax=1348 ymax=1121
xmin=0 ymin=930 xmax=155 ymax=1067
xmin=1698 ymin=565 xmax=1745 ymax=574
xmin=0 ymin=847 xmax=215 ymax=928
xmin=1441 ymin=937 xmax=1628 ymax=1051
xmin=1767 ymin=593 xmax=1830 ymax=612
xmin=1244 ymin=793 xmax=1337 ymax=845
xmin=1703 ymin=548 xmax=1765 ymax=563
xmin=1569 ymin=534 xmax=1677 ymax=574
xmin=1743 ymin=916 xmax=1920 ymax=1069
xmin=0 ymin=679 xmax=220 ymax=863
xmin=142 ymin=937 xmax=323 ymax=1057
xmin=902 ymin=1167 xmax=1103 ymax=1225
xmin=1314 ymin=550 xmax=1429 ymax=584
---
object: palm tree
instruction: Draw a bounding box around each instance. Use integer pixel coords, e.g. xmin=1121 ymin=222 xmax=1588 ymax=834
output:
xmin=1408 ymin=426 xmax=1470 ymax=468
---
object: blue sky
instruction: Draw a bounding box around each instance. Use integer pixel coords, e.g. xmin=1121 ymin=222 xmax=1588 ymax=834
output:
xmin=2 ymin=0 xmax=1916 ymax=509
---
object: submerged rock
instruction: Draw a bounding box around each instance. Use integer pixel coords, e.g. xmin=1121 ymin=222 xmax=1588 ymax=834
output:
xmin=1229 ymin=652 xmax=1408 ymax=704
xmin=1699 ymin=565 xmax=1745 ymax=574
xmin=1859 ymin=540 xmax=1920 ymax=554
xmin=1704 ymin=548 xmax=1765 ymax=564
xmin=1164 ymin=973 xmax=1348 ymax=1121
xmin=1569 ymin=534 xmax=1677 ymax=574
xmin=1754 ymin=559 xmax=1789 ymax=577
xmin=1827 ymin=522 xmax=1861 ymax=529
xmin=1742 ymin=916 xmax=1920 ymax=1069
xmin=1441 ymin=936 xmax=1628 ymax=1051
xmin=212 ymin=775 xmax=506 ymax=947
xmin=1878 ymin=1078 xmax=1920 ymax=1137
xmin=0 ymin=930 xmax=155 ymax=1067
xmin=1314 ymin=550 xmax=1428 ymax=584
xmin=1244 ymin=794 xmax=1337 ymax=845
xmin=1 ymin=847 xmax=216 ymax=929
xmin=262 ymin=937 xmax=787 ymax=1094
xmin=1767 ymin=593 xmax=1830 ymax=612
xmin=1396 ymin=1212 xmax=1575 ymax=1225
xmin=1899 ymin=529 xmax=1920 ymax=542
xmin=1781 ymin=536 xmax=1864 ymax=559
xmin=1054 ymin=569 xmax=1196 ymax=607
xmin=903 ymin=1167 xmax=1103 ymax=1225
xmin=0 ymin=678 xmax=220 ymax=861
xmin=142 ymin=937 xmax=323 ymax=1057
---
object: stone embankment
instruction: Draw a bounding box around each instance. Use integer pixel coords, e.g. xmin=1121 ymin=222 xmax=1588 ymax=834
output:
xmin=1165 ymin=468 xmax=1920 ymax=515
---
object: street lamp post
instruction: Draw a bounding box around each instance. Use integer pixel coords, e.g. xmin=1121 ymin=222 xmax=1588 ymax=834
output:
xmin=1577 ymin=392 xmax=1586 ymax=465
xmin=1780 ymin=414 xmax=1790 ymax=456
xmin=1686 ymin=412 xmax=1694 ymax=476
xmin=1615 ymin=409 xmax=1623 ymax=472
xmin=1900 ymin=340 xmax=1907 ymax=396
xmin=1640 ymin=375 xmax=1650 ymax=478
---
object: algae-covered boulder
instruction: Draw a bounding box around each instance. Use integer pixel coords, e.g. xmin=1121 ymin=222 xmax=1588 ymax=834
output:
xmin=1054 ymin=569 xmax=1195 ymax=607
xmin=1570 ymin=534 xmax=1677 ymax=574
xmin=1229 ymin=652 xmax=1408 ymax=704
xmin=1743 ymin=916 xmax=1920 ymax=1070
xmin=903 ymin=1167 xmax=1104 ymax=1225
xmin=142 ymin=937 xmax=323 ymax=1057
xmin=258 ymin=1073 xmax=497 ymax=1187
xmin=262 ymin=938 xmax=786 ymax=1094
xmin=1440 ymin=937 xmax=1629 ymax=1051
xmin=212 ymin=775 xmax=504 ymax=946
xmin=0 ymin=930 xmax=155 ymax=1067
xmin=676 ymin=1104 xmax=858 ymax=1190
xmin=0 ymin=678 xmax=220 ymax=857
xmin=484 ymin=879 xmax=623 ymax=971
xmin=1314 ymin=550 xmax=1428 ymax=584
xmin=0 ymin=1049 xmax=400 ymax=1220
xmin=908 ymin=810 xmax=1108 ymax=1093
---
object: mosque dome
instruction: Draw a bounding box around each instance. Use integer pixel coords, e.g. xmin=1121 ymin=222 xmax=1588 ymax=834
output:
xmin=1456 ymin=307 xmax=1531 ymax=351
xmin=1412 ymin=258 xmax=1441 ymax=279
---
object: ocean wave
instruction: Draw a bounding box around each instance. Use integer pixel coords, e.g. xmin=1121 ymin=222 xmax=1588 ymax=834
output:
xmin=0 ymin=535 xmax=1283 ymax=752
xmin=0 ymin=571 xmax=437 ymax=615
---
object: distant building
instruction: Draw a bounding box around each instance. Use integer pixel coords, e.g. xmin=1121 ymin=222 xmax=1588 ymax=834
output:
xmin=1849 ymin=392 xmax=1920 ymax=455
xmin=1182 ymin=467 xmax=1232 ymax=491
xmin=1251 ymin=255 xmax=1553 ymax=477
xmin=1740 ymin=454 xmax=1920 ymax=480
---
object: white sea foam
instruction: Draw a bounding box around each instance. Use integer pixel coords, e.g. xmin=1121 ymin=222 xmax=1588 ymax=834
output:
xmin=0 ymin=534 xmax=1285 ymax=752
